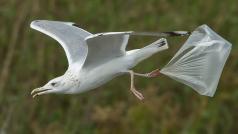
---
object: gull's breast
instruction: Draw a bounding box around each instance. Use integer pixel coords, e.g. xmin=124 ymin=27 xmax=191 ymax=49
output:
xmin=78 ymin=56 xmax=131 ymax=93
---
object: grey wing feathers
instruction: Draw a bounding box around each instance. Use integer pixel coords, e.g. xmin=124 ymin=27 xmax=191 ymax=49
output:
xmin=90 ymin=31 xmax=190 ymax=38
xmin=30 ymin=21 xmax=190 ymax=70
xmin=82 ymin=32 xmax=130 ymax=69
xmin=130 ymin=31 xmax=190 ymax=37
xmin=30 ymin=20 xmax=92 ymax=67
xmin=82 ymin=30 xmax=190 ymax=70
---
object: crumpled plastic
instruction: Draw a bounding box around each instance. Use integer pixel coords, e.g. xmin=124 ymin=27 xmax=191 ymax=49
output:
xmin=161 ymin=25 xmax=232 ymax=97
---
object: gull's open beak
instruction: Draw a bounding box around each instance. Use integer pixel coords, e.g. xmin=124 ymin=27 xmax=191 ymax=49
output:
xmin=31 ymin=87 xmax=52 ymax=98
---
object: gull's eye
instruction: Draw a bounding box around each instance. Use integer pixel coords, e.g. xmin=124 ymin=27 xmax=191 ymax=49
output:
xmin=51 ymin=82 xmax=57 ymax=87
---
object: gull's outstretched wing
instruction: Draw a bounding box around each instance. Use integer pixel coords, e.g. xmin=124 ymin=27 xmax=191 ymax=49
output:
xmin=82 ymin=31 xmax=190 ymax=69
xmin=30 ymin=20 xmax=92 ymax=67
xmin=82 ymin=32 xmax=130 ymax=69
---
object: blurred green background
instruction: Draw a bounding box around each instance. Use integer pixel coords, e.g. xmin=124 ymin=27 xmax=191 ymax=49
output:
xmin=0 ymin=0 xmax=237 ymax=133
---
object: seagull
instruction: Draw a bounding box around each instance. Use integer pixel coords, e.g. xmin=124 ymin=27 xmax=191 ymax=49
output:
xmin=30 ymin=20 xmax=189 ymax=100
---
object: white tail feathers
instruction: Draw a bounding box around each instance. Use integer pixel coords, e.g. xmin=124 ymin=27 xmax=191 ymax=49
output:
xmin=160 ymin=25 xmax=232 ymax=97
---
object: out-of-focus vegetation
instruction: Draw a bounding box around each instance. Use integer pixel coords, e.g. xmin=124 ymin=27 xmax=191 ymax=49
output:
xmin=0 ymin=0 xmax=237 ymax=133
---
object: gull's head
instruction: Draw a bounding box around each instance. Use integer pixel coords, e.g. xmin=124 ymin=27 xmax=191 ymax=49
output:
xmin=31 ymin=76 xmax=77 ymax=98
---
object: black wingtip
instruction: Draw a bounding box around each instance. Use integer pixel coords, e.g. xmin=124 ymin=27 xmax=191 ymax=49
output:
xmin=186 ymin=31 xmax=192 ymax=36
xmin=159 ymin=40 xmax=167 ymax=47
xmin=164 ymin=31 xmax=191 ymax=37
xmin=72 ymin=23 xmax=80 ymax=28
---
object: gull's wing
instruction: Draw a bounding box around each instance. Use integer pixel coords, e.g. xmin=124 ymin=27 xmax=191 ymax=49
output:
xmin=30 ymin=20 xmax=92 ymax=67
xmin=82 ymin=31 xmax=190 ymax=69
xmin=82 ymin=32 xmax=130 ymax=69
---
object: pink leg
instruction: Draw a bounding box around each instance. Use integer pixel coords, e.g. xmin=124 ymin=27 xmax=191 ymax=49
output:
xmin=147 ymin=69 xmax=161 ymax=77
xmin=133 ymin=69 xmax=161 ymax=78
xmin=129 ymin=70 xmax=144 ymax=100
xmin=127 ymin=69 xmax=161 ymax=100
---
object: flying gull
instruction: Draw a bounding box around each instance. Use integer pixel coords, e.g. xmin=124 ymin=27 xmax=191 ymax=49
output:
xmin=30 ymin=20 xmax=189 ymax=100
xmin=30 ymin=20 xmax=231 ymax=99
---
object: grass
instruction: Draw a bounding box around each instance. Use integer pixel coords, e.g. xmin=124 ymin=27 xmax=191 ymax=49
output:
xmin=0 ymin=0 xmax=237 ymax=133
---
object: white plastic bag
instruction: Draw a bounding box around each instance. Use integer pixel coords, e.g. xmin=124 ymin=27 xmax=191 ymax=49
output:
xmin=160 ymin=25 xmax=232 ymax=96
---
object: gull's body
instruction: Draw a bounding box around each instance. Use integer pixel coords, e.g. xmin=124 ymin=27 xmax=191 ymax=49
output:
xmin=30 ymin=20 xmax=188 ymax=99
xmin=78 ymin=55 xmax=130 ymax=93
xmin=69 ymin=46 xmax=162 ymax=94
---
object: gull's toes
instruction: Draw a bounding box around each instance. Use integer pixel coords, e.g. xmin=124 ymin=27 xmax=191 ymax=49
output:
xmin=131 ymin=88 xmax=144 ymax=100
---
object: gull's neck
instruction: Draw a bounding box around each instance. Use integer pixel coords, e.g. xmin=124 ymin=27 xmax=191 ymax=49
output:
xmin=65 ymin=64 xmax=81 ymax=77
xmin=62 ymin=65 xmax=81 ymax=83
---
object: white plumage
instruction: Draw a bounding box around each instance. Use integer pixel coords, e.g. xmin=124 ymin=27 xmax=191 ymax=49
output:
xmin=30 ymin=20 xmax=231 ymax=99
xmin=30 ymin=20 xmax=172 ymax=99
